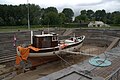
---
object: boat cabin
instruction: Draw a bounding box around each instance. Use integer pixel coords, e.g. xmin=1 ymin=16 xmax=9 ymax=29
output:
xmin=32 ymin=33 xmax=58 ymax=48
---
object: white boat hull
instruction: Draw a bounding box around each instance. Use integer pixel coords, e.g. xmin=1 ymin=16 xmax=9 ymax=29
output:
xmin=29 ymin=42 xmax=83 ymax=57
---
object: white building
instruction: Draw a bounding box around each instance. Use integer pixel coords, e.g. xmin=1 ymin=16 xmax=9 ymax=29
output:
xmin=88 ymin=21 xmax=110 ymax=27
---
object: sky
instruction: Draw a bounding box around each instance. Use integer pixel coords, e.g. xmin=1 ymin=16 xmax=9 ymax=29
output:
xmin=0 ymin=0 xmax=120 ymax=16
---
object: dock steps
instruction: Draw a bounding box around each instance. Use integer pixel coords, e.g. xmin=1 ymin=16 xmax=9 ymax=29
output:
xmin=105 ymin=37 xmax=120 ymax=52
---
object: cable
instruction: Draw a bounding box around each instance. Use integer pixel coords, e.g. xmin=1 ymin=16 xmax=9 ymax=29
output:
xmin=53 ymin=52 xmax=72 ymax=66
xmin=53 ymin=52 xmax=89 ymax=73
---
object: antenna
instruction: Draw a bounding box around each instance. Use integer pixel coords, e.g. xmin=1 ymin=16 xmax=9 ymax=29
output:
xmin=27 ymin=0 xmax=30 ymax=30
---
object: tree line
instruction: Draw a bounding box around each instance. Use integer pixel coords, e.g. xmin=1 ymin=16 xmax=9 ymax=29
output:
xmin=0 ymin=4 xmax=120 ymax=26
xmin=75 ymin=10 xmax=120 ymax=25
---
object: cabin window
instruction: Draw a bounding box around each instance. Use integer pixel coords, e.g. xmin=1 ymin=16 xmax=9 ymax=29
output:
xmin=43 ymin=37 xmax=50 ymax=41
xmin=52 ymin=36 xmax=58 ymax=41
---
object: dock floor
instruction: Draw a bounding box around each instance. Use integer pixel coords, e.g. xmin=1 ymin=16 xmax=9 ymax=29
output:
xmin=38 ymin=46 xmax=120 ymax=80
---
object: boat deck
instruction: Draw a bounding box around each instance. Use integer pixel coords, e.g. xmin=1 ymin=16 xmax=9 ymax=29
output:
xmin=38 ymin=46 xmax=120 ymax=80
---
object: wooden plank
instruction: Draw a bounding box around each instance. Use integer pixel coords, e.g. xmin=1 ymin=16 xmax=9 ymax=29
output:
xmin=105 ymin=38 xmax=120 ymax=52
xmin=91 ymin=58 xmax=120 ymax=78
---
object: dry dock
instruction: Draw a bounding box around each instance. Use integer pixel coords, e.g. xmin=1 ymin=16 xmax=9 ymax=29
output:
xmin=38 ymin=46 xmax=120 ymax=80
xmin=0 ymin=28 xmax=120 ymax=80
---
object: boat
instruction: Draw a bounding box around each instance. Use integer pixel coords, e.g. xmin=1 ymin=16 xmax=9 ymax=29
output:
xmin=16 ymin=31 xmax=85 ymax=67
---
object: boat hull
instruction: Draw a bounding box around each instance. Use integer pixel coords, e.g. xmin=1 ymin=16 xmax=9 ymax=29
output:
xmin=29 ymin=42 xmax=83 ymax=57
xmin=28 ymin=56 xmax=59 ymax=67
xmin=16 ymin=35 xmax=85 ymax=67
xmin=28 ymin=42 xmax=83 ymax=67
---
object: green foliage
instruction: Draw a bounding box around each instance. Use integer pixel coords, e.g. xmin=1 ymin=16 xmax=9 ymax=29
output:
xmin=94 ymin=10 xmax=106 ymax=21
xmin=42 ymin=12 xmax=60 ymax=25
xmin=0 ymin=17 xmax=4 ymax=25
xmin=74 ymin=9 xmax=120 ymax=26
xmin=44 ymin=7 xmax=58 ymax=13
xmin=62 ymin=8 xmax=74 ymax=23
xmin=0 ymin=4 xmax=41 ymax=26
xmin=58 ymin=13 xmax=66 ymax=25
xmin=86 ymin=10 xmax=94 ymax=21
xmin=0 ymin=4 xmax=120 ymax=27
xmin=41 ymin=7 xmax=59 ymax=26
xmin=75 ymin=10 xmax=88 ymax=23
xmin=21 ymin=18 xmax=27 ymax=25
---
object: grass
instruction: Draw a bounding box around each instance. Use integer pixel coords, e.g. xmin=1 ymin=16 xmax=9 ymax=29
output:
xmin=0 ymin=25 xmax=44 ymax=32
xmin=0 ymin=25 xmax=120 ymax=32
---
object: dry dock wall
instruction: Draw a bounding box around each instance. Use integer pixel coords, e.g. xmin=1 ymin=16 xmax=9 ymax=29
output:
xmin=0 ymin=29 xmax=120 ymax=64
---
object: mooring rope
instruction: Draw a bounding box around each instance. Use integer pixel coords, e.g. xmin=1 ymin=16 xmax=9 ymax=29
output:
xmin=53 ymin=52 xmax=93 ymax=79
xmin=90 ymin=52 xmax=108 ymax=71
xmin=53 ymin=52 xmax=71 ymax=66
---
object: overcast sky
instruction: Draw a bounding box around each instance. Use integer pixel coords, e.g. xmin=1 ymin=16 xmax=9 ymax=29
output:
xmin=0 ymin=0 xmax=120 ymax=16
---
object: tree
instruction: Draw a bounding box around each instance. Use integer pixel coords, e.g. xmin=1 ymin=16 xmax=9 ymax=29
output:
xmin=45 ymin=7 xmax=58 ymax=13
xmin=94 ymin=10 xmax=106 ymax=22
xmin=74 ymin=15 xmax=87 ymax=23
xmin=94 ymin=10 xmax=102 ymax=21
xmin=0 ymin=4 xmax=120 ymax=26
xmin=62 ymin=8 xmax=74 ymax=23
xmin=81 ymin=10 xmax=87 ymax=15
xmin=21 ymin=18 xmax=27 ymax=25
xmin=41 ymin=16 xmax=50 ymax=25
xmin=112 ymin=11 xmax=120 ymax=24
xmin=74 ymin=16 xmax=81 ymax=23
xmin=8 ymin=17 xmax=16 ymax=25
xmin=80 ymin=10 xmax=88 ymax=22
xmin=86 ymin=10 xmax=94 ymax=21
xmin=0 ymin=17 xmax=4 ymax=26
xmin=33 ymin=17 xmax=40 ymax=25
xmin=41 ymin=7 xmax=59 ymax=25
xmin=58 ymin=13 xmax=66 ymax=25
xmin=101 ymin=10 xmax=106 ymax=22
xmin=42 ymin=12 xmax=59 ymax=25
xmin=29 ymin=4 xmax=41 ymax=25
xmin=106 ymin=13 xmax=113 ymax=24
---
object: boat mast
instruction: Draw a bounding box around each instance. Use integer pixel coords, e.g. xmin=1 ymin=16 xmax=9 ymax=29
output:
xmin=31 ymin=31 xmax=33 ymax=44
xmin=27 ymin=0 xmax=33 ymax=44
xmin=27 ymin=0 xmax=30 ymax=30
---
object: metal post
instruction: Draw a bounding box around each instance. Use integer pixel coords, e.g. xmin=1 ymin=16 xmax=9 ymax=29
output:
xmin=27 ymin=0 xmax=30 ymax=30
